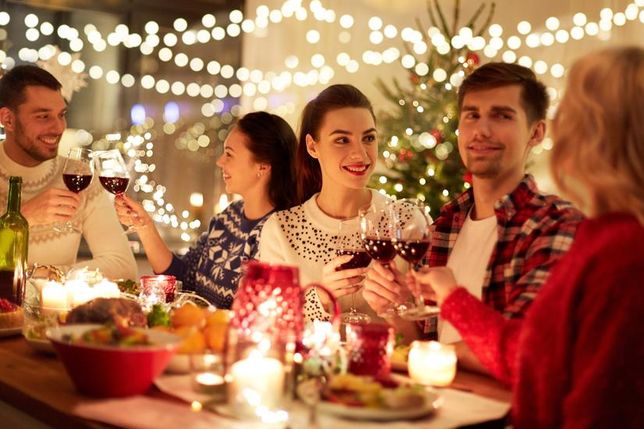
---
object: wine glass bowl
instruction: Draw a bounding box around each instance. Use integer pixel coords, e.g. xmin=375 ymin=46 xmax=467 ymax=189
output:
xmin=93 ymin=149 xmax=136 ymax=234
xmin=358 ymin=204 xmax=396 ymax=266
xmin=55 ymin=147 xmax=94 ymax=233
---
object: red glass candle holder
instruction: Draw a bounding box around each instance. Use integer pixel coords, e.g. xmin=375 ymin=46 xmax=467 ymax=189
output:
xmin=140 ymin=275 xmax=177 ymax=303
xmin=346 ymin=322 xmax=394 ymax=378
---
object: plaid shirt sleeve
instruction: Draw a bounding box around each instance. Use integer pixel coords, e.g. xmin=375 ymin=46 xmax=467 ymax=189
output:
xmin=501 ymin=207 xmax=583 ymax=318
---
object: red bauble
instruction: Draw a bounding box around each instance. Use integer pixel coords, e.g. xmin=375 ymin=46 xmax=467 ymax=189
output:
xmin=466 ymin=52 xmax=480 ymax=66
xmin=430 ymin=129 xmax=443 ymax=144
xmin=463 ymin=171 xmax=473 ymax=185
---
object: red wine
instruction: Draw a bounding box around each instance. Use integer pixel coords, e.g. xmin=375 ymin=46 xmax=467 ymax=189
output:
xmin=0 ymin=270 xmax=15 ymax=302
xmin=63 ymin=174 xmax=92 ymax=193
xmin=394 ymin=240 xmax=430 ymax=264
xmin=336 ymin=249 xmax=372 ymax=270
xmin=362 ymin=238 xmax=396 ymax=263
xmin=99 ymin=176 xmax=129 ymax=195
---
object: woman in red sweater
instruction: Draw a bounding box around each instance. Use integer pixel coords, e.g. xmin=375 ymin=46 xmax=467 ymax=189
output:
xmin=413 ymin=46 xmax=644 ymax=428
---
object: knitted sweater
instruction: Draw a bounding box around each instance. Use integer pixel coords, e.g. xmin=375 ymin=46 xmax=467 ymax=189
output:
xmin=163 ymin=200 xmax=269 ymax=309
xmin=258 ymin=189 xmax=390 ymax=321
xmin=442 ymin=213 xmax=644 ymax=428
xmin=0 ymin=144 xmax=137 ymax=279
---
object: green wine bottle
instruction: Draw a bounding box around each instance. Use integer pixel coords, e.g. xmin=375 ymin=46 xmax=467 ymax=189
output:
xmin=0 ymin=176 xmax=29 ymax=305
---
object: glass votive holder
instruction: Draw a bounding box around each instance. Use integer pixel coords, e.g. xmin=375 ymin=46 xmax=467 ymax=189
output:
xmin=190 ymin=352 xmax=226 ymax=401
xmin=408 ymin=340 xmax=457 ymax=387
xmin=345 ymin=322 xmax=394 ymax=378
xmin=139 ymin=275 xmax=176 ymax=307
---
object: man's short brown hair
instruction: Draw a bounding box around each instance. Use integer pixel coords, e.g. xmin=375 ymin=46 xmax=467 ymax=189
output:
xmin=458 ymin=62 xmax=549 ymax=124
xmin=0 ymin=65 xmax=62 ymax=110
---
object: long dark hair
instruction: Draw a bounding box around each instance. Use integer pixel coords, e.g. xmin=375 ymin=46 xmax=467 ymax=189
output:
xmin=236 ymin=111 xmax=298 ymax=210
xmin=296 ymin=84 xmax=376 ymax=203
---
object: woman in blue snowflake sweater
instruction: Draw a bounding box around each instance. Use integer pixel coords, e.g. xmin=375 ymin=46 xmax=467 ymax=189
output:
xmin=115 ymin=112 xmax=298 ymax=308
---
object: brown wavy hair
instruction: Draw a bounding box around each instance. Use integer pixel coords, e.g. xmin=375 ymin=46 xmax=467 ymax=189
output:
xmin=295 ymin=84 xmax=375 ymax=203
xmin=551 ymin=46 xmax=644 ymax=223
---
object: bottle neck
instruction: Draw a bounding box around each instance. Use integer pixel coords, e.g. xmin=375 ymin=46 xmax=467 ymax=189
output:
xmin=6 ymin=180 xmax=22 ymax=213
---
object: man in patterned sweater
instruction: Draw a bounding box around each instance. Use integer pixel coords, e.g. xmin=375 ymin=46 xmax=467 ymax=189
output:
xmin=364 ymin=62 xmax=584 ymax=372
xmin=0 ymin=65 xmax=136 ymax=279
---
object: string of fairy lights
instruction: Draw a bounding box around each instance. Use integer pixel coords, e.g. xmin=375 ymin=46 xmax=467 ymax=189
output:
xmin=0 ymin=0 xmax=641 ymax=238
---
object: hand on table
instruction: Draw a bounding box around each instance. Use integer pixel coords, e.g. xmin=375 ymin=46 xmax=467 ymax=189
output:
xmin=411 ymin=266 xmax=459 ymax=306
xmin=21 ymin=188 xmax=81 ymax=226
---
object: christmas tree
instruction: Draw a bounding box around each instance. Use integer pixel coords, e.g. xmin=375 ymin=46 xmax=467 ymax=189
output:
xmin=371 ymin=0 xmax=495 ymax=216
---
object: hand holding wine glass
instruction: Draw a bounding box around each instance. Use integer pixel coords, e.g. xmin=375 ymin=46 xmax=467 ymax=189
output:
xmin=54 ymin=147 xmax=93 ymax=233
xmin=390 ymin=198 xmax=438 ymax=320
xmin=93 ymin=149 xmax=137 ymax=234
xmin=334 ymin=219 xmax=371 ymax=324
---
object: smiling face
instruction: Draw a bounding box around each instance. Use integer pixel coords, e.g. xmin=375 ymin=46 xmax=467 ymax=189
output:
xmin=0 ymin=85 xmax=67 ymax=167
xmin=306 ymin=107 xmax=377 ymax=194
xmin=215 ymin=126 xmax=268 ymax=197
xmin=458 ymin=85 xmax=544 ymax=185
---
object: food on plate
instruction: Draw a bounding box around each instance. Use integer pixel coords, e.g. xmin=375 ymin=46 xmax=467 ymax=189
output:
xmin=66 ymin=325 xmax=151 ymax=347
xmin=115 ymin=279 xmax=140 ymax=296
xmin=0 ymin=298 xmax=23 ymax=329
xmin=171 ymin=301 xmax=206 ymax=328
xmin=28 ymin=264 xmax=65 ymax=281
xmin=391 ymin=344 xmax=410 ymax=368
xmin=322 ymin=373 xmax=427 ymax=409
xmin=163 ymin=304 xmax=230 ymax=354
xmin=147 ymin=304 xmax=170 ymax=327
xmin=66 ymin=297 xmax=147 ymax=328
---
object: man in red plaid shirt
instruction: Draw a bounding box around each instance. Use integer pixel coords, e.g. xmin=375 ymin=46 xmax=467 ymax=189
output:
xmin=363 ymin=62 xmax=584 ymax=372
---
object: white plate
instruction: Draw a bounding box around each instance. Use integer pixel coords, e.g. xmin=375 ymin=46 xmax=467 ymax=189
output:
xmin=0 ymin=326 xmax=22 ymax=338
xmin=317 ymin=391 xmax=441 ymax=421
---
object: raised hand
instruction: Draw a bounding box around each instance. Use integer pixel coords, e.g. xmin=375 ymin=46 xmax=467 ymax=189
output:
xmin=113 ymin=194 xmax=151 ymax=228
xmin=411 ymin=266 xmax=459 ymax=306
xmin=363 ymin=260 xmax=409 ymax=315
xmin=320 ymin=255 xmax=367 ymax=301
xmin=21 ymin=188 xmax=81 ymax=226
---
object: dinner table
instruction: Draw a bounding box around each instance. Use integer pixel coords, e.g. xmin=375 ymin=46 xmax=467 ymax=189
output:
xmin=0 ymin=334 xmax=512 ymax=429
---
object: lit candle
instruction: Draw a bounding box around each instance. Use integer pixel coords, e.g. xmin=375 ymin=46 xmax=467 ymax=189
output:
xmin=65 ymin=280 xmax=93 ymax=307
xmin=93 ymin=279 xmax=120 ymax=299
xmin=408 ymin=340 xmax=457 ymax=387
xmin=228 ymin=349 xmax=285 ymax=416
xmin=41 ymin=281 xmax=69 ymax=311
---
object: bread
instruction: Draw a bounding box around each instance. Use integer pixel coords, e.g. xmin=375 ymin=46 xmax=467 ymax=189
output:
xmin=0 ymin=299 xmax=23 ymax=329
xmin=66 ymin=297 xmax=146 ymax=327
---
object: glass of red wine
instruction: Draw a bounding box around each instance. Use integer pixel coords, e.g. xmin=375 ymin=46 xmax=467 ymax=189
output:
xmin=54 ymin=147 xmax=94 ymax=233
xmin=391 ymin=198 xmax=438 ymax=321
xmin=335 ymin=219 xmax=372 ymax=324
xmin=93 ymin=149 xmax=135 ymax=234
xmin=358 ymin=202 xmax=400 ymax=318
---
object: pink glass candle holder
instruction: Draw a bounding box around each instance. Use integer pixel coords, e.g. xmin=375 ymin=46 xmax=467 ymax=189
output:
xmin=140 ymin=275 xmax=177 ymax=304
xmin=346 ymin=322 xmax=394 ymax=378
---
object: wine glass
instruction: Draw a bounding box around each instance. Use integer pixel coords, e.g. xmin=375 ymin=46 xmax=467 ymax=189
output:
xmin=358 ymin=203 xmax=400 ymax=317
xmin=54 ymin=147 xmax=93 ymax=233
xmin=93 ymin=149 xmax=136 ymax=234
xmin=391 ymin=198 xmax=439 ymax=321
xmin=335 ymin=220 xmax=371 ymax=324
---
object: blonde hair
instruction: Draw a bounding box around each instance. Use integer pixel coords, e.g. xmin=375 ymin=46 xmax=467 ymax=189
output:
xmin=551 ymin=46 xmax=644 ymax=224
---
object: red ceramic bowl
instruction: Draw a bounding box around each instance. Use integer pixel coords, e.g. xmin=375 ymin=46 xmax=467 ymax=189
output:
xmin=47 ymin=324 xmax=180 ymax=398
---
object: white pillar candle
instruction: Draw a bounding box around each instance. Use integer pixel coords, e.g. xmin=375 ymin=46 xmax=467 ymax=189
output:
xmin=228 ymin=350 xmax=285 ymax=416
xmin=65 ymin=280 xmax=93 ymax=307
xmin=93 ymin=279 xmax=120 ymax=298
xmin=41 ymin=281 xmax=69 ymax=311
xmin=408 ymin=340 xmax=457 ymax=387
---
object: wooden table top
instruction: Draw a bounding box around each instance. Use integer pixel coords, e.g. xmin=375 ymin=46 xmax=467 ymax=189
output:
xmin=0 ymin=335 xmax=511 ymax=428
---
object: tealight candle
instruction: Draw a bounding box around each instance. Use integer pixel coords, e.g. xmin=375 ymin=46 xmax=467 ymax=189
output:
xmin=93 ymin=279 xmax=120 ymax=299
xmin=41 ymin=281 xmax=69 ymax=311
xmin=408 ymin=340 xmax=457 ymax=387
xmin=65 ymin=280 xmax=93 ymax=307
xmin=228 ymin=349 xmax=285 ymax=416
